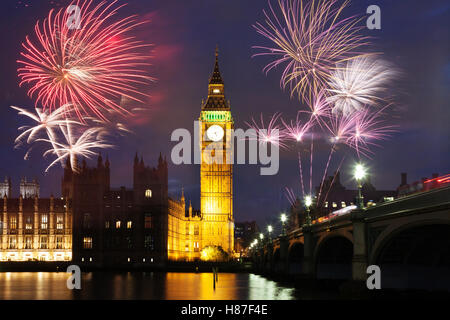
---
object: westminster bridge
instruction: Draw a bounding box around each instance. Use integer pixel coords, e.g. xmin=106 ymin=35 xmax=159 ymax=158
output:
xmin=252 ymin=186 xmax=450 ymax=289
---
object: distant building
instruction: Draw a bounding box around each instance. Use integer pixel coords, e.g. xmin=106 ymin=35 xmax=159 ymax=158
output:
xmin=0 ymin=178 xmax=72 ymax=261
xmin=234 ymin=221 xmax=259 ymax=253
xmin=316 ymin=171 xmax=397 ymax=212
xmin=397 ymin=172 xmax=450 ymax=197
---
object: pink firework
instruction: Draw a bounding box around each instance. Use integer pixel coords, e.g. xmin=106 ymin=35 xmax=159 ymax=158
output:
xmin=246 ymin=113 xmax=288 ymax=149
xmin=347 ymin=105 xmax=396 ymax=158
xmin=326 ymin=112 xmax=357 ymax=146
xmin=307 ymin=89 xmax=332 ymax=128
xmin=17 ymin=0 xmax=154 ymax=121
xmin=282 ymin=112 xmax=312 ymax=142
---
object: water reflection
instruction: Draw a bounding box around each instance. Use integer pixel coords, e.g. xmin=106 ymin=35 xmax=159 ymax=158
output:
xmin=0 ymin=272 xmax=298 ymax=300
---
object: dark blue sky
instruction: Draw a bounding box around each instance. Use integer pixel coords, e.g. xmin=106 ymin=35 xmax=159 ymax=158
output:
xmin=0 ymin=0 xmax=449 ymax=228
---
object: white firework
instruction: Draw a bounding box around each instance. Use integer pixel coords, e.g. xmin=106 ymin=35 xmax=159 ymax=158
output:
xmin=326 ymin=57 xmax=396 ymax=116
xmin=40 ymin=121 xmax=113 ymax=172
xmin=11 ymin=105 xmax=78 ymax=146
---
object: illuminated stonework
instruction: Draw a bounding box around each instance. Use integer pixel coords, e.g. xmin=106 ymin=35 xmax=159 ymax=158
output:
xmin=0 ymin=195 xmax=72 ymax=262
xmin=167 ymin=191 xmax=202 ymax=261
xmin=199 ymin=48 xmax=234 ymax=254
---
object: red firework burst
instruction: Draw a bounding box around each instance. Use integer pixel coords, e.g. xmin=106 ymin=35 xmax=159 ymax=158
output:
xmin=17 ymin=0 xmax=154 ymax=121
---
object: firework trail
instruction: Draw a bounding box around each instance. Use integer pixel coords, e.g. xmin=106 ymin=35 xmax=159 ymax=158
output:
xmin=327 ymin=56 xmax=396 ymax=115
xmin=17 ymin=0 xmax=154 ymax=121
xmin=317 ymin=145 xmax=335 ymax=205
xmin=253 ymin=0 xmax=371 ymax=103
xmin=321 ymin=155 xmax=346 ymax=207
xmin=309 ymin=134 xmax=314 ymax=195
xmin=285 ymin=187 xmax=297 ymax=207
xmin=40 ymin=120 xmax=113 ymax=172
xmin=297 ymin=151 xmax=305 ymax=198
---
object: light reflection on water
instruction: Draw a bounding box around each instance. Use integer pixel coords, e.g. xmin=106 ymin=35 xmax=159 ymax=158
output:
xmin=0 ymin=272 xmax=298 ymax=300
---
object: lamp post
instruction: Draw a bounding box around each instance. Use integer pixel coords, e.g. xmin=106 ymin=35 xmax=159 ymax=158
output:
xmin=280 ymin=213 xmax=287 ymax=236
xmin=354 ymin=163 xmax=367 ymax=209
xmin=304 ymin=195 xmax=313 ymax=225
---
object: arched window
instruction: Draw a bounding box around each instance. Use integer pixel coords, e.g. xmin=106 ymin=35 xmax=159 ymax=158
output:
xmin=145 ymin=189 xmax=152 ymax=198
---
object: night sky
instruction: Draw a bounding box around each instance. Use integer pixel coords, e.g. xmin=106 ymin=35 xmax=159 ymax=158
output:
xmin=0 ymin=0 xmax=448 ymax=228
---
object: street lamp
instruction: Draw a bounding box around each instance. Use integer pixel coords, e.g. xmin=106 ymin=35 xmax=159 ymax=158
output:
xmin=354 ymin=163 xmax=367 ymax=209
xmin=280 ymin=213 xmax=287 ymax=236
xmin=267 ymin=225 xmax=273 ymax=243
xmin=304 ymin=195 xmax=313 ymax=225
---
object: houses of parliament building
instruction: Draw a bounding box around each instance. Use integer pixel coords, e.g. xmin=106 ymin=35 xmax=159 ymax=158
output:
xmin=0 ymin=49 xmax=235 ymax=265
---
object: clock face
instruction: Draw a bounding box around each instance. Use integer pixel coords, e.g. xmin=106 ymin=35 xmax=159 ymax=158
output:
xmin=206 ymin=125 xmax=224 ymax=142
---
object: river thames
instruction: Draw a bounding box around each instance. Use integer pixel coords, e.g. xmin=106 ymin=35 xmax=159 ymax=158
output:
xmin=0 ymin=272 xmax=333 ymax=300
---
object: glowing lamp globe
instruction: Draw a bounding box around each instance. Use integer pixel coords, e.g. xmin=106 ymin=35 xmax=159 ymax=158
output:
xmin=354 ymin=164 xmax=367 ymax=181
xmin=304 ymin=195 xmax=313 ymax=208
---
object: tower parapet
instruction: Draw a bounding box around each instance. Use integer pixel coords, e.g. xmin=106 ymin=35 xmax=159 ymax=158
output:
xmin=0 ymin=178 xmax=12 ymax=198
xmin=133 ymin=152 xmax=168 ymax=203
xmin=20 ymin=177 xmax=40 ymax=199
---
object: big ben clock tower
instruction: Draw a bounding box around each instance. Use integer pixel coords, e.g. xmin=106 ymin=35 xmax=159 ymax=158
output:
xmin=199 ymin=47 xmax=234 ymax=255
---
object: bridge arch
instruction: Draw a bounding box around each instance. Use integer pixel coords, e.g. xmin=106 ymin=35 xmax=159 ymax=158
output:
xmin=287 ymin=241 xmax=304 ymax=275
xmin=272 ymin=247 xmax=282 ymax=272
xmin=370 ymin=219 xmax=450 ymax=290
xmin=314 ymin=232 xmax=353 ymax=280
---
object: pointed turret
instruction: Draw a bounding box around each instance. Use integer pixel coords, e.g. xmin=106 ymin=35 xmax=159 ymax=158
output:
xmin=97 ymin=153 xmax=103 ymax=168
xmin=158 ymin=152 xmax=164 ymax=169
xmin=105 ymin=155 xmax=110 ymax=168
xmin=134 ymin=152 xmax=139 ymax=166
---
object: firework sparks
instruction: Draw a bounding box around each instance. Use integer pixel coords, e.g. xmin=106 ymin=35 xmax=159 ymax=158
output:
xmin=282 ymin=112 xmax=312 ymax=142
xmin=347 ymin=105 xmax=397 ymax=158
xmin=246 ymin=113 xmax=288 ymax=149
xmin=11 ymin=105 xmax=78 ymax=146
xmin=40 ymin=121 xmax=113 ymax=172
xmin=307 ymin=89 xmax=332 ymax=128
xmin=326 ymin=112 xmax=356 ymax=146
xmin=253 ymin=0 xmax=370 ymax=102
xmin=327 ymin=56 xmax=396 ymax=115
xmin=17 ymin=0 xmax=154 ymax=121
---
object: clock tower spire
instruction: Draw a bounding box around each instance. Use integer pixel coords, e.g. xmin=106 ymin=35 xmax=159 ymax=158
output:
xmin=199 ymin=47 xmax=234 ymax=255
xmin=202 ymin=46 xmax=229 ymax=110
